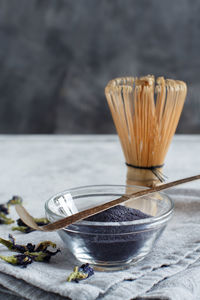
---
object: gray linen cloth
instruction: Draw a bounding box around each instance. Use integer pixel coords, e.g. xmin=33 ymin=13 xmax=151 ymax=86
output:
xmin=0 ymin=188 xmax=200 ymax=300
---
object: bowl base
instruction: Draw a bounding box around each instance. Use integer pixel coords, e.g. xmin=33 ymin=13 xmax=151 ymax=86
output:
xmin=76 ymin=255 xmax=146 ymax=272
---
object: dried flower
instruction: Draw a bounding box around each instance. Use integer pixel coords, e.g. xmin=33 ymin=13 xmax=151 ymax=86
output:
xmin=79 ymin=263 xmax=94 ymax=277
xmin=0 ymin=254 xmax=33 ymax=267
xmin=12 ymin=226 xmax=33 ymax=234
xmin=12 ymin=218 xmax=49 ymax=234
xmin=34 ymin=240 xmax=57 ymax=252
xmin=0 ymin=235 xmax=57 ymax=253
xmin=25 ymin=249 xmax=61 ymax=263
xmin=0 ymin=213 xmax=14 ymax=224
xmin=67 ymin=263 xmax=94 ymax=282
xmin=0 ymin=204 xmax=9 ymax=215
xmin=0 ymin=212 xmax=14 ymax=224
xmin=18 ymin=218 xmax=49 ymax=227
xmin=0 ymin=234 xmax=32 ymax=253
xmin=0 ymin=235 xmax=60 ymax=267
xmin=0 ymin=195 xmax=23 ymax=226
xmin=7 ymin=196 xmax=23 ymax=207
xmin=14 ymin=234 xmax=34 ymax=252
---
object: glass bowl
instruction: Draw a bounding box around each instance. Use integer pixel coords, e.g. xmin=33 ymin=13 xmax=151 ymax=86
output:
xmin=45 ymin=185 xmax=174 ymax=271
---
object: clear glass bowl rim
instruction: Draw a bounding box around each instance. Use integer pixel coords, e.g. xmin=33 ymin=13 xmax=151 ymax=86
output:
xmin=45 ymin=184 xmax=174 ymax=227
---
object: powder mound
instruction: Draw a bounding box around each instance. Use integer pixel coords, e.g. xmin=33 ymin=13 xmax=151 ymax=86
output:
xmin=85 ymin=205 xmax=151 ymax=222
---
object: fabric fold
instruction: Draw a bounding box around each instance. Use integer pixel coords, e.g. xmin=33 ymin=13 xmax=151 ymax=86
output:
xmin=0 ymin=189 xmax=199 ymax=300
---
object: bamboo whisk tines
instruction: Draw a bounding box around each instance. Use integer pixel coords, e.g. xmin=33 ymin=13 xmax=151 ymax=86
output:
xmin=105 ymin=75 xmax=187 ymax=187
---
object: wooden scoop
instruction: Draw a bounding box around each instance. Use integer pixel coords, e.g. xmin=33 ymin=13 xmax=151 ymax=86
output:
xmin=16 ymin=175 xmax=200 ymax=232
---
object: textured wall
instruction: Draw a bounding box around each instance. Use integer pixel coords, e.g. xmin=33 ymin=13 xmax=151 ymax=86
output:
xmin=0 ymin=0 xmax=199 ymax=133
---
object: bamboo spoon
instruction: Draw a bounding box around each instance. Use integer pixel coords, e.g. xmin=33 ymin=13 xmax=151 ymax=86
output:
xmin=15 ymin=175 xmax=200 ymax=232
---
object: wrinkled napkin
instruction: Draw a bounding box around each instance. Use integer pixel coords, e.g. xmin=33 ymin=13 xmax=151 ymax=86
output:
xmin=0 ymin=188 xmax=200 ymax=300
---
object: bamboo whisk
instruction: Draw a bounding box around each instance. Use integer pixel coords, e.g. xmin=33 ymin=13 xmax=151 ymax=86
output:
xmin=105 ymin=75 xmax=187 ymax=187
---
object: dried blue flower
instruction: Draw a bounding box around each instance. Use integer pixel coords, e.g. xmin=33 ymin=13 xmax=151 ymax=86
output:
xmin=0 ymin=214 xmax=14 ymax=224
xmin=12 ymin=218 xmax=49 ymax=234
xmin=0 ymin=195 xmax=23 ymax=226
xmin=79 ymin=263 xmax=94 ymax=277
xmin=26 ymin=249 xmax=61 ymax=263
xmin=18 ymin=218 xmax=49 ymax=227
xmin=0 ymin=254 xmax=33 ymax=267
xmin=8 ymin=234 xmax=34 ymax=253
xmin=34 ymin=240 xmax=57 ymax=252
xmin=0 ymin=235 xmax=27 ymax=252
xmin=7 ymin=196 xmax=23 ymax=207
xmin=67 ymin=266 xmax=88 ymax=282
xmin=0 ymin=219 xmax=7 ymax=225
xmin=0 ymin=204 xmax=9 ymax=215
xmin=0 ymin=235 xmax=57 ymax=253
xmin=0 ymin=213 xmax=14 ymax=223
xmin=12 ymin=225 xmax=33 ymax=233
xmin=67 ymin=263 xmax=94 ymax=282
xmin=0 ymin=235 xmax=60 ymax=267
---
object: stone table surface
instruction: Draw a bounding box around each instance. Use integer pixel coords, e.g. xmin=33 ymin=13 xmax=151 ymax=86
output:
xmin=0 ymin=133 xmax=199 ymax=221
xmin=0 ymin=134 xmax=199 ymax=299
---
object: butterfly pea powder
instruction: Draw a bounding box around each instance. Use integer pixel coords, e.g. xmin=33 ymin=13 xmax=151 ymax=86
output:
xmin=85 ymin=205 xmax=150 ymax=222
xmin=59 ymin=205 xmax=156 ymax=264
xmin=85 ymin=206 xmax=151 ymax=262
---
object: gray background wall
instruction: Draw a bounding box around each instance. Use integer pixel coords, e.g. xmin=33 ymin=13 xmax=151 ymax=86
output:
xmin=0 ymin=0 xmax=199 ymax=134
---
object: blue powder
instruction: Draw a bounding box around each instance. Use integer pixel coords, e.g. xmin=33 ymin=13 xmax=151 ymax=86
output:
xmin=82 ymin=205 xmax=152 ymax=262
xmin=85 ymin=205 xmax=150 ymax=222
xmin=59 ymin=205 xmax=160 ymax=265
